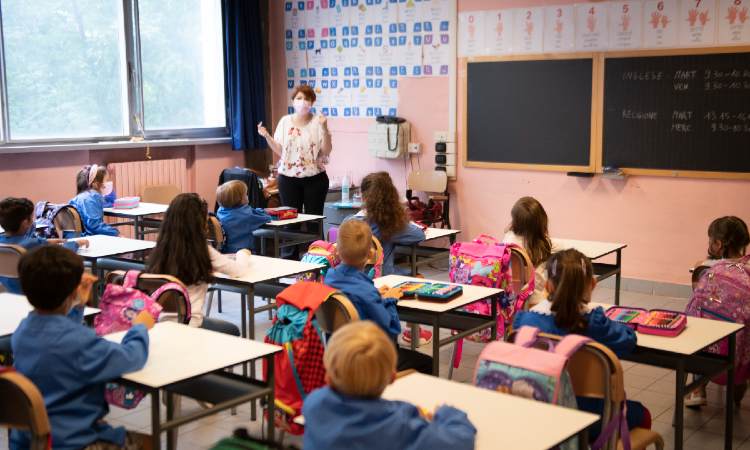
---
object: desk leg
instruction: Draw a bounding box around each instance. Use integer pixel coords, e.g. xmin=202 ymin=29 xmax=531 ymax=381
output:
xmin=274 ymin=230 xmax=280 ymax=258
xmin=151 ymin=389 xmax=162 ymax=450
xmin=674 ymin=360 xmax=686 ymax=450
xmin=135 ymin=216 xmax=142 ymax=240
xmin=431 ymin=316 xmax=440 ymax=376
xmin=491 ymin=296 xmax=498 ymax=341
xmin=410 ymin=323 xmax=419 ymax=351
xmin=615 ymin=249 xmax=622 ymax=306
xmin=266 ymin=355 xmax=276 ymax=442
xmin=726 ymin=334 xmax=736 ymax=450
xmin=248 ymin=285 xmax=257 ymax=421
xmin=166 ymin=392 xmax=176 ymax=450
xmin=319 ymin=218 xmax=325 ymax=241
xmin=411 ymin=245 xmax=417 ymax=276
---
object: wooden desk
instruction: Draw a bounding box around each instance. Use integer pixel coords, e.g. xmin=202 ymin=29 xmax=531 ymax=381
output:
xmin=104 ymin=203 xmax=169 ymax=240
xmin=0 ymin=293 xmax=100 ymax=338
xmin=383 ymin=373 xmax=598 ymax=450
xmin=553 ymin=238 xmax=627 ymax=305
xmin=374 ymin=275 xmax=501 ymax=375
xmin=106 ymin=322 xmax=281 ymax=450
xmin=592 ymin=302 xmax=742 ymax=450
xmin=212 ymin=255 xmax=323 ymax=341
xmin=255 ymin=213 xmax=326 ymax=257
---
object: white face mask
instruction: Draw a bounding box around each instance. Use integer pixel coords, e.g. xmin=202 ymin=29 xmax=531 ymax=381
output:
xmin=293 ymin=99 xmax=312 ymax=116
xmin=101 ymin=181 xmax=114 ymax=196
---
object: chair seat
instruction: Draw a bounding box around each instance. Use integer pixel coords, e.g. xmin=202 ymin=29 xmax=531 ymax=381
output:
xmin=618 ymin=427 xmax=664 ymax=450
xmin=165 ymin=372 xmax=268 ymax=405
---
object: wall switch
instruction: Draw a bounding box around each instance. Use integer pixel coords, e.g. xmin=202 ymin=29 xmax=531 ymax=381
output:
xmin=408 ymin=142 xmax=421 ymax=154
xmin=434 ymin=130 xmax=449 ymax=142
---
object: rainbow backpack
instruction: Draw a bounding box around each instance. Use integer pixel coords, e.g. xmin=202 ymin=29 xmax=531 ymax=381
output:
xmin=297 ymin=237 xmax=384 ymax=282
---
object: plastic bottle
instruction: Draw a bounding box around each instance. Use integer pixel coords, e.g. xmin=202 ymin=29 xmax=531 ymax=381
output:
xmin=342 ymin=172 xmax=351 ymax=204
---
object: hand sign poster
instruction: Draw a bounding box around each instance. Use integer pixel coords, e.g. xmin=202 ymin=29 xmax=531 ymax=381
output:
xmin=608 ymin=1 xmax=644 ymax=48
xmin=680 ymin=0 xmax=718 ymax=44
xmin=514 ymin=7 xmax=545 ymax=53
xmin=544 ymin=5 xmax=575 ymax=51
xmin=643 ymin=0 xmax=679 ymax=46
xmin=576 ymin=3 xmax=609 ymax=50
xmin=718 ymin=0 xmax=750 ymax=43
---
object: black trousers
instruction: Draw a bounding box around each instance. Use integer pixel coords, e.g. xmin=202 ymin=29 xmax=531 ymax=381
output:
xmin=278 ymin=172 xmax=329 ymax=257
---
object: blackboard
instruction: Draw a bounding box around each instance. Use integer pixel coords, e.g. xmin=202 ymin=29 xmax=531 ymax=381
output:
xmin=603 ymin=52 xmax=750 ymax=173
xmin=466 ymin=58 xmax=594 ymax=169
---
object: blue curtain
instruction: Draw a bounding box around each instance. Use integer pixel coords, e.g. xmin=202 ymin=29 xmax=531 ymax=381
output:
xmin=223 ymin=0 xmax=267 ymax=151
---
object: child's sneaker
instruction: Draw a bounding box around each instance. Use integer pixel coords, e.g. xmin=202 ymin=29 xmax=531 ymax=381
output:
xmin=401 ymin=327 xmax=433 ymax=346
xmin=685 ymin=389 xmax=707 ymax=409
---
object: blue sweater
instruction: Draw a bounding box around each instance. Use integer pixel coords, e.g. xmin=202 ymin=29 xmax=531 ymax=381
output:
xmin=10 ymin=306 xmax=149 ymax=450
xmin=324 ymin=264 xmax=401 ymax=338
xmin=216 ymin=205 xmax=272 ymax=253
xmin=69 ymin=190 xmax=118 ymax=236
xmin=302 ymin=386 xmax=476 ymax=450
xmin=346 ymin=215 xmax=426 ymax=275
xmin=0 ymin=231 xmax=79 ymax=294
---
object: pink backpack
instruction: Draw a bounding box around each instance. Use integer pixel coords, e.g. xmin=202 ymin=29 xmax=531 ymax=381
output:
xmin=449 ymin=235 xmax=535 ymax=366
xmin=686 ymin=255 xmax=750 ymax=385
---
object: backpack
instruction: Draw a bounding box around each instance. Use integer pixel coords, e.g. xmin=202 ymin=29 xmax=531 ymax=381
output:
xmin=33 ymin=201 xmax=81 ymax=239
xmin=685 ymin=255 xmax=750 ymax=385
xmin=263 ymin=282 xmax=331 ymax=435
xmin=297 ymin=240 xmax=340 ymax=282
xmin=297 ymin=237 xmax=383 ymax=282
xmin=210 ymin=428 xmax=298 ymax=450
xmin=406 ymin=196 xmax=442 ymax=225
xmin=473 ymin=326 xmax=589 ymax=450
xmin=216 ymin=167 xmax=267 ymax=211
xmin=95 ymin=271 xmax=188 ymax=410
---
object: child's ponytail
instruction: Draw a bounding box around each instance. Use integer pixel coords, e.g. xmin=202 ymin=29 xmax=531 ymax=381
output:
xmin=547 ymin=249 xmax=594 ymax=333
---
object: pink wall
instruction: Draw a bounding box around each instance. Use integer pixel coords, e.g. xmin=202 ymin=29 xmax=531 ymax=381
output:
xmin=0 ymin=144 xmax=245 ymax=211
xmin=269 ymin=0 xmax=750 ymax=285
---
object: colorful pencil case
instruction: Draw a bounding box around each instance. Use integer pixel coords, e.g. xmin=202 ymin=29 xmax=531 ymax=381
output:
xmin=395 ymin=281 xmax=463 ymax=301
xmin=265 ymin=207 xmax=298 ymax=220
xmin=113 ymin=196 xmax=140 ymax=209
xmin=605 ymin=306 xmax=687 ymax=337
xmin=604 ymin=306 xmax=648 ymax=329
xmin=638 ymin=309 xmax=687 ymax=337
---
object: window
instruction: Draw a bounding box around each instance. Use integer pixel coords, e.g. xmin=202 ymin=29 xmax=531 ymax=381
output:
xmin=0 ymin=0 xmax=227 ymax=144
xmin=1 ymin=0 xmax=129 ymax=140
xmin=138 ymin=0 xmax=225 ymax=131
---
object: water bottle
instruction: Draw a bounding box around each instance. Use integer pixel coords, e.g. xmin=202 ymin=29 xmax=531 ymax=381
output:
xmin=342 ymin=172 xmax=351 ymax=204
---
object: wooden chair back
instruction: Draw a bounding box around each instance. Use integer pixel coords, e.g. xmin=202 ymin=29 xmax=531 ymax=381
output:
xmin=53 ymin=207 xmax=83 ymax=238
xmin=141 ymin=184 xmax=180 ymax=204
xmin=509 ymin=246 xmax=534 ymax=304
xmin=407 ymin=170 xmax=447 ymax=193
xmin=315 ymin=293 xmax=359 ymax=335
xmin=0 ymin=370 xmax=51 ymax=450
xmin=207 ymin=215 xmax=225 ymax=250
xmin=0 ymin=244 xmax=25 ymax=279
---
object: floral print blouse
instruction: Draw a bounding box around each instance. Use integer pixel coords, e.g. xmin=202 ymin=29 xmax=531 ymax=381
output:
xmin=273 ymin=114 xmax=329 ymax=178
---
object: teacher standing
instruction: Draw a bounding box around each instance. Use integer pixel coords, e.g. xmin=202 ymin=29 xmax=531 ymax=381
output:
xmin=258 ymin=85 xmax=332 ymax=225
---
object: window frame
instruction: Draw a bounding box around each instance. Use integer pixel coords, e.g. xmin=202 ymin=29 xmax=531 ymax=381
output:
xmin=0 ymin=0 xmax=228 ymax=147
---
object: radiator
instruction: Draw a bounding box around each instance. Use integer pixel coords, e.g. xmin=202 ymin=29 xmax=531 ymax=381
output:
xmin=106 ymin=158 xmax=187 ymax=238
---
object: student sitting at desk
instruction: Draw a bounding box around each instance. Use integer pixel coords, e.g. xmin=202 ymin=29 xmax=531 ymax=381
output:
xmin=324 ymin=220 xmax=432 ymax=374
xmin=10 ymin=246 xmax=152 ymax=450
xmin=303 ymin=321 xmax=476 ymax=450
xmin=685 ymin=216 xmax=750 ymax=408
xmin=0 ymin=197 xmax=88 ymax=294
xmin=513 ymin=249 xmax=651 ymax=441
xmin=215 ymin=180 xmax=272 ymax=254
xmin=502 ymin=196 xmax=553 ymax=307
xmin=69 ymin=164 xmax=119 ymax=236
xmin=147 ymin=193 xmax=251 ymax=334
xmin=346 ymin=171 xmax=428 ymax=345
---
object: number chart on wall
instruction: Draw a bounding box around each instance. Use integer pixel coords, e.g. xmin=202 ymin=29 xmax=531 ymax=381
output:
xmin=284 ymin=0 xmax=454 ymax=119
xmin=458 ymin=0 xmax=750 ymax=57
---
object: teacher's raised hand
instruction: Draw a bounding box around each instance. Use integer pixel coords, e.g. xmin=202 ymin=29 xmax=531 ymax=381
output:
xmin=317 ymin=113 xmax=328 ymax=129
xmin=257 ymin=121 xmax=271 ymax=139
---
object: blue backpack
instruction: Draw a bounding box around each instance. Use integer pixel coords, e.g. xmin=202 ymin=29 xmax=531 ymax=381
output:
xmin=33 ymin=201 xmax=81 ymax=239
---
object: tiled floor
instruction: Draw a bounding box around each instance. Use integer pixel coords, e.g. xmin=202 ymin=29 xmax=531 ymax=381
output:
xmin=3 ymin=265 xmax=750 ymax=449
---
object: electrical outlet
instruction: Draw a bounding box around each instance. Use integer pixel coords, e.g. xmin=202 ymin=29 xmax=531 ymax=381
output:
xmin=434 ymin=130 xmax=449 ymax=142
xmin=408 ymin=142 xmax=421 ymax=154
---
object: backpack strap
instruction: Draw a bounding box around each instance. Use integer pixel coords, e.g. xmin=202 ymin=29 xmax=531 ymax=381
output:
xmin=592 ymin=400 xmax=631 ymax=450
xmin=150 ymin=282 xmax=192 ymax=323
xmin=285 ymin=342 xmax=308 ymax=401
xmin=123 ymin=270 xmax=141 ymax=289
xmin=553 ymin=334 xmax=593 ymax=358
xmin=473 ymin=234 xmax=499 ymax=245
xmin=514 ymin=326 xmax=541 ymax=347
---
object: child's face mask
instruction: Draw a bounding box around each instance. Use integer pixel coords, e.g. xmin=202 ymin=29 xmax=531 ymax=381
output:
xmin=101 ymin=181 xmax=114 ymax=196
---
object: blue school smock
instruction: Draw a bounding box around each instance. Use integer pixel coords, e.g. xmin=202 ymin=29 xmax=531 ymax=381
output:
xmin=513 ymin=301 xmax=646 ymax=440
xmin=302 ymin=386 xmax=476 ymax=450
xmin=345 ymin=215 xmax=426 ymax=275
xmin=216 ymin=205 xmax=272 ymax=253
xmin=324 ymin=263 xmax=401 ymax=338
xmin=69 ymin=190 xmax=118 ymax=236
xmin=10 ymin=306 xmax=149 ymax=450
xmin=0 ymin=230 xmax=79 ymax=294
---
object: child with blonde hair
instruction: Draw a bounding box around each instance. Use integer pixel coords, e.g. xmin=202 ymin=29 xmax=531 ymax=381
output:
xmin=302 ymin=321 xmax=476 ymax=450
xmin=325 ymin=220 xmax=432 ymax=373
xmin=215 ymin=180 xmax=272 ymax=253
